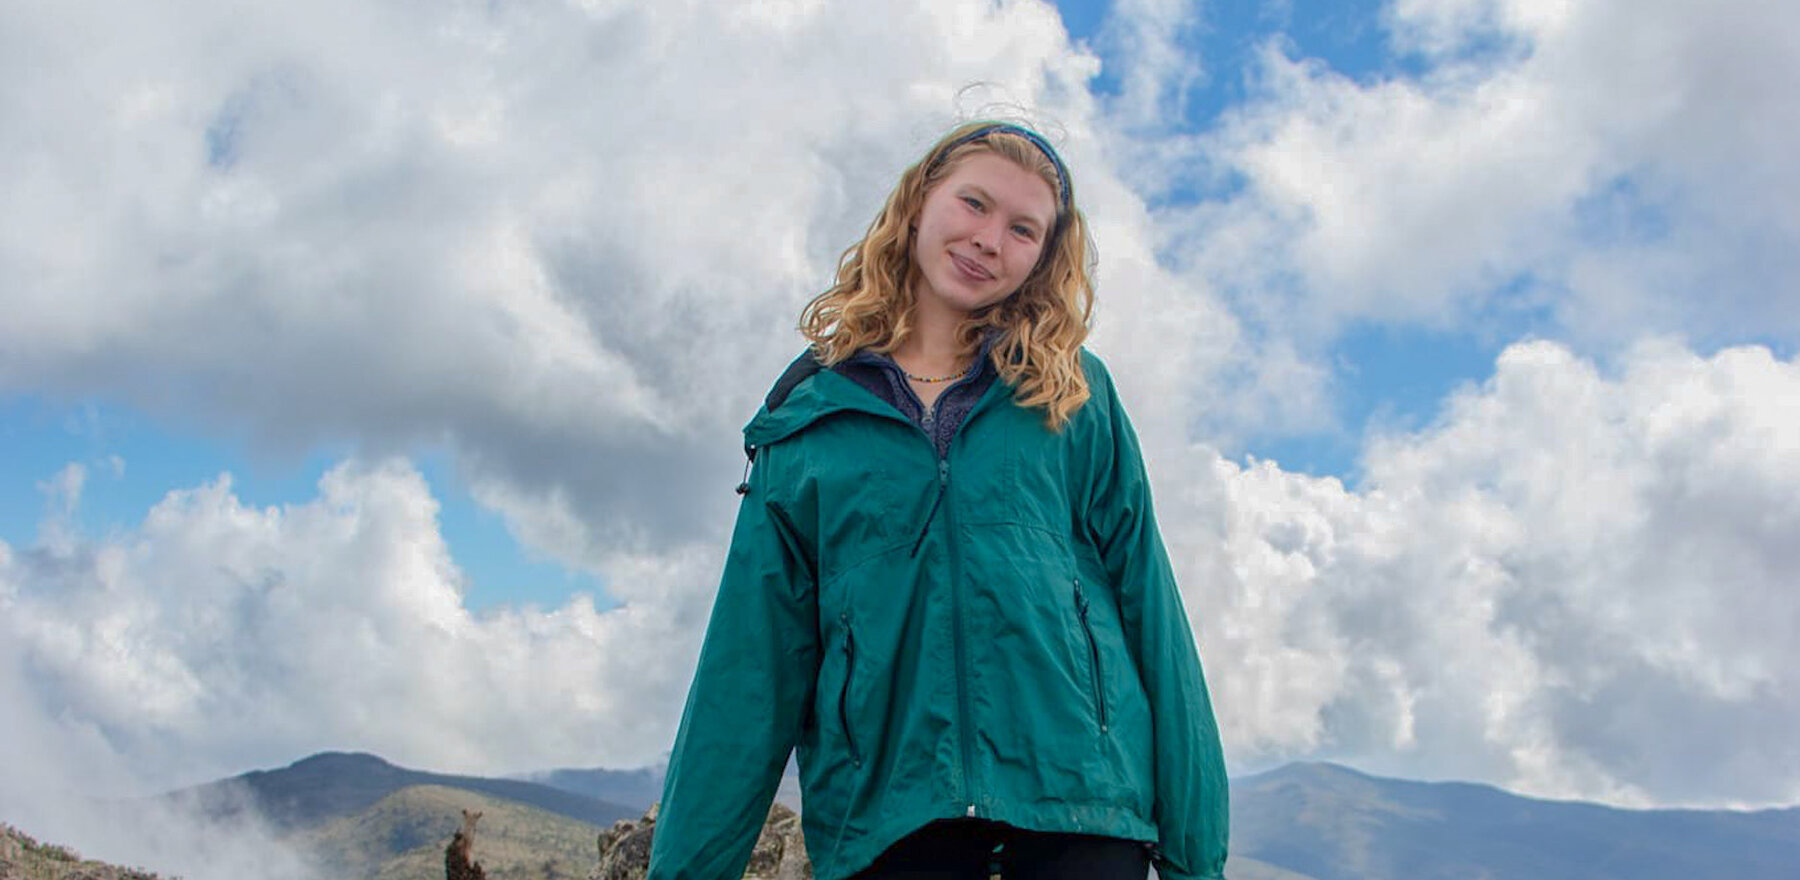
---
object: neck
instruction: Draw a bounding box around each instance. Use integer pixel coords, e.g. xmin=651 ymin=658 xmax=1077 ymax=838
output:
xmin=894 ymin=297 xmax=970 ymax=373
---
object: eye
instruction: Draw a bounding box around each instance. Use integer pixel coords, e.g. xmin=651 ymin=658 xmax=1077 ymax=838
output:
xmin=960 ymin=195 xmax=984 ymax=212
xmin=1011 ymin=223 xmax=1038 ymax=241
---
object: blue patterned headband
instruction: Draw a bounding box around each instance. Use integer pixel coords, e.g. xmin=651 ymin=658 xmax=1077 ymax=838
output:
xmin=932 ymin=123 xmax=1073 ymax=218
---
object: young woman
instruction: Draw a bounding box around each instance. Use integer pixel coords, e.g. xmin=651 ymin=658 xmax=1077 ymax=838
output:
xmin=647 ymin=121 xmax=1229 ymax=880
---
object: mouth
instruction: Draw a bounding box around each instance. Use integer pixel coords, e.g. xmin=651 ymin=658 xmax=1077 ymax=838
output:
xmin=950 ymin=252 xmax=995 ymax=282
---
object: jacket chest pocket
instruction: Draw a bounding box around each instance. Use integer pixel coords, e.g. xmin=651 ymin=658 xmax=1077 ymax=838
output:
xmin=980 ymin=420 xmax=1076 ymax=531
xmin=795 ymin=426 xmax=934 ymax=570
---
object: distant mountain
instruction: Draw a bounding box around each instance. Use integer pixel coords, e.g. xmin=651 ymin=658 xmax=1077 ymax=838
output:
xmin=178 ymin=751 xmax=636 ymax=831
xmin=149 ymin=753 xmax=1800 ymax=880
xmin=523 ymin=761 xmax=803 ymax=813
xmin=519 ymin=765 xmax=666 ymax=815
xmin=1232 ymin=762 xmax=1800 ymax=880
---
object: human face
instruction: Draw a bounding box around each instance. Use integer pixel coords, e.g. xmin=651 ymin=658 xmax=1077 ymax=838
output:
xmin=909 ymin=151 xmax=1058 ymax=318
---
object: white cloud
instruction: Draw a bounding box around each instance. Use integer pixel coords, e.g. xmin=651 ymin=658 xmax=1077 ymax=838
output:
xmin=0 ymin=458 xmax=721 ymax=792
xmin=1162 ymin=338 xmax=1800 ymax=807
xmin=0 ymin=547 xmax=317 ymax=880
xmin=0 ymin=0 xmax=1108 ymax=556
xmin=1096 ymin=0 xmax=1206 ymax=131
xmin=1157 ymin=0 xmax=1800 ymax=355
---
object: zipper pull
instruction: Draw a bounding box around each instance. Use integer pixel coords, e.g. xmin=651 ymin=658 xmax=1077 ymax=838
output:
xmin=910 ymin=464 xmax=950 ymax=559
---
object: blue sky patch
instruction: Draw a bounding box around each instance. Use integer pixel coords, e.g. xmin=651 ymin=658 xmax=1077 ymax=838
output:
xmin=0 ymin=394 xmax=606 ymax=613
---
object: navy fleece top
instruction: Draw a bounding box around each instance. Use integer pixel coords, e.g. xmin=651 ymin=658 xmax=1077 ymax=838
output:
xmin=831 ymin=333 xmax=1000 ymax=458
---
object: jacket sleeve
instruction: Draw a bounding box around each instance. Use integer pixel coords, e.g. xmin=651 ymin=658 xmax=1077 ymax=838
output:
xmin=648 ymin=442 xmax=819 ymax=880
xmin=1082 ymin=358 xmax=1230 ymax=880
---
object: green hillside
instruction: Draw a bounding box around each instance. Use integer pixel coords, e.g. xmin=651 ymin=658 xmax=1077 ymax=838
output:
xmin=0 ymin=823 xmax=171 ymax=880
xmin=299 ymin=785 xmax=602 ymax=880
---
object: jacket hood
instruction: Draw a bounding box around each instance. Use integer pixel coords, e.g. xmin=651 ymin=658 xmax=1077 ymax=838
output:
xmin=743 ymin=363 xmax=898 ymax=450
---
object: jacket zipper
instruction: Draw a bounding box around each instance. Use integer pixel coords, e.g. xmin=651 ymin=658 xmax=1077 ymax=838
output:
xmin=941 ymin=456 xmax=980 ymax=816
xmin=1074 ymin=579 xmax=1109 ymax=733
xmin=839 ymin=612 xmax=862 ymax=767
xmin=864 ymin=366 xmax=989 ymax=817
xmin=909 ymin=395 xmax=950 ymax=557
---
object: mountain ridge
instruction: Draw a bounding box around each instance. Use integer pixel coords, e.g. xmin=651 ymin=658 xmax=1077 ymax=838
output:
xmin=1232 ymin=760 xmax=1800 ymax=879
xmin=111 ymin=752 xmax=1800 ymax=880
xmin=174 ymin=750 xmax=637 ymax=832
xmin=1245 ymin=760 xmax=1800 ymax=814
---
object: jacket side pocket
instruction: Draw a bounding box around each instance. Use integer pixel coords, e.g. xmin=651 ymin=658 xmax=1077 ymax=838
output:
xmin=839 ymin=612 xmax=864 ymax=767
xmin=1074 ymin=578 xmax=1109 ymax=734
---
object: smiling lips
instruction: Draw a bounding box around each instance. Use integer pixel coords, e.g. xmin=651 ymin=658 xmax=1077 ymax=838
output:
xmin=950 ymin=252 xmax=995 ymax=282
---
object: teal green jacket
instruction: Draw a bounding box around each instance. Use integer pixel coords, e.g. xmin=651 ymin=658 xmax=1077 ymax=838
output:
xmin=648 ymin=350 xmax=1229 ymax=880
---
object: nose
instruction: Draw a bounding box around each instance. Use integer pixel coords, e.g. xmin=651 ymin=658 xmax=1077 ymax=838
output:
xmin=971 ymin=219 xmax=1001 ymax=254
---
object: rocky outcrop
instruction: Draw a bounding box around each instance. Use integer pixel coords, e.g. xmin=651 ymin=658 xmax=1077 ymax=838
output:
xmin=588 ymin=811 xmax=653 ymax=880
xmin=445 ymin=808 xmax=486 ymax=880
xmin=743 ymin=804 xmax=811 ymax=880
xmin=589 ymin=803 xmax=811 ymax=880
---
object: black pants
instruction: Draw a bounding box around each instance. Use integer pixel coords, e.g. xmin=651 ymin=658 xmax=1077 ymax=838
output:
xmin=849 ymin=818 xmax=1151 ymax=880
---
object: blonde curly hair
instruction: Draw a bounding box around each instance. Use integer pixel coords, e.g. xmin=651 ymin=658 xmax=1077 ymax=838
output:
xmin=799 ymin=121 xmax=1096 ymax=429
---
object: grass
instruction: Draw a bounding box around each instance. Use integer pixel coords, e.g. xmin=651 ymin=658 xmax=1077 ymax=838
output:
xmin=0 ymin=822 xmax=174 ymax=880
xmin=299 ymin=784 xmax=604 ymax=880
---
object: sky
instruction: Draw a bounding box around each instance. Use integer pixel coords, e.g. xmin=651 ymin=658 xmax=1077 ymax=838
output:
xmin=4 ymin=1 xmax=1800 ymax=867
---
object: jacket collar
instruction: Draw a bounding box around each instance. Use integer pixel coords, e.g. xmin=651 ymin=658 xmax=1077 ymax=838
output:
xmin=744 ymin=332 xmax=1013 ymax=451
